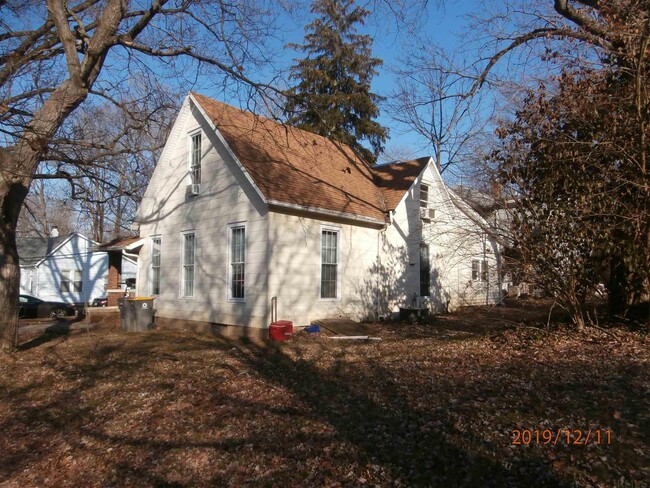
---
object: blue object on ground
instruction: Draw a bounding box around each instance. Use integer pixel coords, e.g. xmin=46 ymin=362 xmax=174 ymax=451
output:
xmin=305 ymin=324 xmax=321 ymax=333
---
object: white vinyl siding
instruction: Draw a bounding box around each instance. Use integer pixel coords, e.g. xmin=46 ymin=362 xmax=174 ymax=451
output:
xmin=136 ymin=101 xmax=272 ymax=328
xmin=320 ymin=228 xmax=339 ymax=299
xmin=229 ymin=224 xmax=246 ymax=301
xmin=151 ymin=236 xmax=161 ymax=295
xmin=181 ymin=232 xmax=195 ymax=298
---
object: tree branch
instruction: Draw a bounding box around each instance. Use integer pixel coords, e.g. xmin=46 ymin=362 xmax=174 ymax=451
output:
xmin=116 ymin=39 xmax=284 ymax=96
xmin=554 ymin=0 xmax=616 ymax=45
xmin=46 ymin=0 xmax=83 ymax=82
xmin=467 ymin=26 xmax=609 ymax=99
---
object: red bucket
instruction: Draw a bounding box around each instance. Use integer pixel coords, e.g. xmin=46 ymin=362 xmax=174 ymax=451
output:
xmin=269 ymin=320 xmax=293 ymax=341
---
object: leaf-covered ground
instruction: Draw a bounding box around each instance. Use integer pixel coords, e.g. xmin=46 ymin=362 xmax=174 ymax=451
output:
xmin=0 ymin=302 xmax=648 ymax=487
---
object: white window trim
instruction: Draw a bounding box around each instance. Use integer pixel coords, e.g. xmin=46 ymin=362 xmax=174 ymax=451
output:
xmin=472 ymin=258 xmax=488 ymax=282
xmin=227 ymin=222 xmax=246 ymax=303
xmin=179 ymin=230 xmax=196 ymax=299
xmin=319 ymin=225 xmax=342 ymax=301
xmin=420 ymin=182 xmax=429 ymax=208
xmin=187 ymin=129 xmax=202 ymax=187
xmin=150 ymin=235 xmax=162 ymax=296
xmin=60 ymin=269 xmax=83 ymax=293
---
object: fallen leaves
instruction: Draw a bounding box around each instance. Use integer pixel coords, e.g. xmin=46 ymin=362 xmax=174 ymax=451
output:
xmin=0 ymin=303 xmax=647 ymax=487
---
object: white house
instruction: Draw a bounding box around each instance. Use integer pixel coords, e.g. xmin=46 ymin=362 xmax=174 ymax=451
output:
xmin=133 ymin=92 xmax=502 ymax=331
xmin=17 ymin=231 xmax=137 ymax=305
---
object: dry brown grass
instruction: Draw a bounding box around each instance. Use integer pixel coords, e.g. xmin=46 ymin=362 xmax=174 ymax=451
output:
xmin=0 ymin=303 xmax=647 ymax=487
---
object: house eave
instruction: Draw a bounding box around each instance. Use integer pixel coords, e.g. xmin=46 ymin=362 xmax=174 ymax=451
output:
xmin=267 ymin=199 xmax=386 ymax=227
xmin=125 ymin=238 xmax=145 ymax=251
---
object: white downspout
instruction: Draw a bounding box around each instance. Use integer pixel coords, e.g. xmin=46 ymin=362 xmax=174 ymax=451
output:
xmin=376 ymin=229 xmax=381 ymax=320
xmin=376 ymin=218 xmax=389 ymax=320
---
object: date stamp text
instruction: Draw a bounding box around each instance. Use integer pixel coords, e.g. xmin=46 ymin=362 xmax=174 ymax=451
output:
xmin=512 ymin=429 xmax=612 ymax=446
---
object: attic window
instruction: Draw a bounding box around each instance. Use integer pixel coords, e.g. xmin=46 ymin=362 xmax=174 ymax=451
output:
xmin=189 ymin=131 xmax=202 ymax=185
xmin=420 ymin=184 xmax=429 ymax=208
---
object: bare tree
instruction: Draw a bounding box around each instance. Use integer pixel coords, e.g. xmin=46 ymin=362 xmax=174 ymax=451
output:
xmin=43 ymin=88 xmax=179 ymax=242
xmin=469 ymin=0 xmax=650 ymax=328
xmin=387 ymin=46 xmax=494 ymax=179
xmin=17 ymin=179 xmax=76 ymax=237
xmin=386 ymin=0 xmax=648 ymax=329
xmin=0 ymin=0 xmax=433 ymax=351
xmin=0 ymin=0 xmax=288 ymax=351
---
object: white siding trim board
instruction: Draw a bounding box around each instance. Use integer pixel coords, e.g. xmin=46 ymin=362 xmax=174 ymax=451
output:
xmin=267 ymin=200 xmax=385 ymax=228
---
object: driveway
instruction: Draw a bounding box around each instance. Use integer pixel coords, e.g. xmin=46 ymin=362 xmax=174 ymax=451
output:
xmin=19 ymin=317 xmax=94 ymax=336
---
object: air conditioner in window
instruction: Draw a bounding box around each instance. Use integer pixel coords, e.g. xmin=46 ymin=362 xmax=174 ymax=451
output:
xmin=187 ymin=183 xmax=200 ymax=196
xmin=420 ymin=207 xmax=435 ymax=221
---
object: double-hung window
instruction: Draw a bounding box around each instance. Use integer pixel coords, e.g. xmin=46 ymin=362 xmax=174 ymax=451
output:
xmin=472 ymin=259 xmax=488 ymax=282
xmin=229 ymin=225 xmax=245 ymax=300
xmin=321 ymin=229 xmax=339 ymax=299
xmin=60 ymin=269 xmax=82 ymax=293
xmin=181 ymin=232 xmax=195 ymax=298
xmin=189 ymin=131 xmax=202 ymax=185
xmin=420 ymin=183 xmax=429 ymax=208
xmin=151 ymin=236 xmax=161 ymax=295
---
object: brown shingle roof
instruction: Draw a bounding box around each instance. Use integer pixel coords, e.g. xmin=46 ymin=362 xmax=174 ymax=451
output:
xmin=192 ymin=93 xmax=430 ymax=222
xmin=192 ymin=93 xmax=390 ymax=222
xmin=373 ymin=157 xmax=431 ymax=211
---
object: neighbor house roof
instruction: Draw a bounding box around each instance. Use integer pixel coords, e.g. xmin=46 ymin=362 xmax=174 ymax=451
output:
xmin=96 ymin=235 xmax=143 ymax=252
xmin=192 ymin=93 xmax=398 ymax=223
xmin=373 ymin=157 xmax=431 ymax=211
xmin=17 ymin=234 xmax=71 ymax=266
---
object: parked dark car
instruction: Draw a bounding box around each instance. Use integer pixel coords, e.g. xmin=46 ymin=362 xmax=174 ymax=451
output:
xmin=92 ymin=297 xmax=108 ymax=307
xmin=18 ymin=294 xmax=77 ymax=319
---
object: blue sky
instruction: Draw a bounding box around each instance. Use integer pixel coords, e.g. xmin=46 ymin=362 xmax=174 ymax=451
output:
xmin=196 ymin=1 xmax=478 ymax=168
xmin=368 ymin=1 xmax=476 ymax=160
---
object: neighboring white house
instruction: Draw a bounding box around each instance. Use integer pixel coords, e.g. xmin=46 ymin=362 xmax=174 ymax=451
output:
xmin=133 ymin=92 xmax=502 ymax=330
xmin=17 ymin=231 xmax=137 ymax=304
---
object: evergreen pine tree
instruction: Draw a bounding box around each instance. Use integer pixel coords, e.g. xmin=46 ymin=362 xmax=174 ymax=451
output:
xmin=284 ymin=0 xmax=387 ymax=161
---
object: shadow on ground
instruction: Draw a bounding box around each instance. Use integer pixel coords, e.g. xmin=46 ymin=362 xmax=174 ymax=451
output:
xmin=0 ymin=316 xmax=646 ymax=487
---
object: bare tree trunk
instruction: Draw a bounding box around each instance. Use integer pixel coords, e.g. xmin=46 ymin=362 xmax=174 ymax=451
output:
xmin=0 ymin=177 xmax=28 ymax=352
xmin=0 ymin=80 xmax=90 ymax=351
xmin=0 ymin=0 xmax=127 ymax=351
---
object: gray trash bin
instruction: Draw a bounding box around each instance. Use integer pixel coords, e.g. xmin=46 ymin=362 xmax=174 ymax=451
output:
xmin=129 ymin=297 xmax=155 ymax=331
xmin=117 ymin=297 xmax=134 ymax=331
